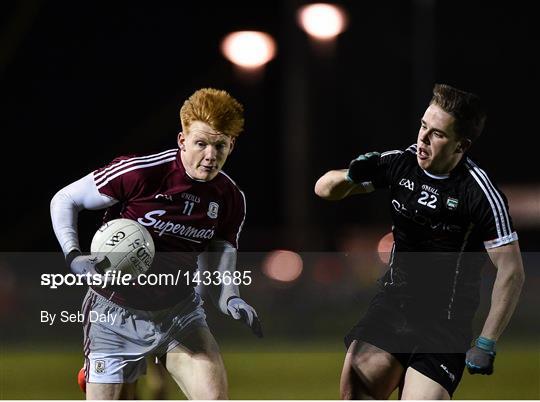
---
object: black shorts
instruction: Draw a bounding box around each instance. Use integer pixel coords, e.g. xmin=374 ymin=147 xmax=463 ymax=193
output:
xmin=344 ymin=291 xmax=473 ymax=396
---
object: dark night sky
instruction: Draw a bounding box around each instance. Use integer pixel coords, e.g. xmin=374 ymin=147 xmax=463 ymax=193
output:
xmin=1 ymin=1 xmax=538 ymax=251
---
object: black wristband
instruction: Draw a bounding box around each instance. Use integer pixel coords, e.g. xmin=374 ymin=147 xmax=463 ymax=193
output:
xmin=65 ymin=249 xmax=82 ymax=268
xmin=226 ymin=296 xmax=241 ymax=304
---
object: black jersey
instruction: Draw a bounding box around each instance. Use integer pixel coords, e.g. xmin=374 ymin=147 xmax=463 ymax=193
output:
xmin=367 ymin=144 xmax=518 ymax=320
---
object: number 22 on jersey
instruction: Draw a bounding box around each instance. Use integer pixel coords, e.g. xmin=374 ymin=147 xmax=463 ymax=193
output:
xmin=418 ymin=191 xmax=437 ymax=209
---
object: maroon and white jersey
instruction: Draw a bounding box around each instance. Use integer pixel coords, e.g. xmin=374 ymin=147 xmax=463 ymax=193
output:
xmin=92 ymin=148 xmax=246 ymax=310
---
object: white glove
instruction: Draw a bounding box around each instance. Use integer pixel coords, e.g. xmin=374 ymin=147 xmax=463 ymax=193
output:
xmin=226 ymin=296 xmax=263 ymax=338
xmin=67 ymin=251 xmax=110 ymax=275
xmin=66 ymin=251 xmax=114 ymax=288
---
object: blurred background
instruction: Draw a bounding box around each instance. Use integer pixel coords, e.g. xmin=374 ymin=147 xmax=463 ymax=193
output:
xmin=1 ymin=0 xmax=539 ymax=399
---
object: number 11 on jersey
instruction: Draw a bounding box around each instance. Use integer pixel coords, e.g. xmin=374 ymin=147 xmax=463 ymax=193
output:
xmin=183 ymin=201 xmax=195 ymax=215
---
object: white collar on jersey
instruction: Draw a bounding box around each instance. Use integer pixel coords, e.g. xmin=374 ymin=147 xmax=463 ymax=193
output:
xmin=422 ymin=169 xmax=450 ymax=180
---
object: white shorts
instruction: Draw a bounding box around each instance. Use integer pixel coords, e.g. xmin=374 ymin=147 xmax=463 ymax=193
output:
xmin=81 ymin=288 xmax=208 ymax=384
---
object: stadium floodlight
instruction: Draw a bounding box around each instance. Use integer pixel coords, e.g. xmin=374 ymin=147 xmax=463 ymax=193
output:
xmin=262 ymin=250 xmax=303 ymax=282
xmin=221 ymin=31 xmax=277 ymax=69
xmin=297 ymin=3 xmax=348 ymax=40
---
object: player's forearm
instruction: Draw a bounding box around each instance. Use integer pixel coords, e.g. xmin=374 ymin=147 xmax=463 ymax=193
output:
xmin=50 ymin=173 xmax=118 ymax=255
xmin=51 ymin=189 xmax=83 ymax=254
xmin=315 ymin=169 xmax=368 ymax=200
xmin=201 ymin=240 xmax=240 ymax=313
xmin=481 ymin=258 xmax=524 ymax=341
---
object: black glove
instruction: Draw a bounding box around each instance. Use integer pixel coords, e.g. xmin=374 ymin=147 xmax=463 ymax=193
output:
xmin=346 ymin=152 xmax=380 ymax=184
xmin=465 ymin=336 xmax=496 ymax=375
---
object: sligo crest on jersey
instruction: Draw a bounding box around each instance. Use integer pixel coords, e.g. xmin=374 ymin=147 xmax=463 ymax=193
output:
xmin=207 ymin=202 xmax=219 ymax=219
xmin=446 ymin=197 xmax=459 ymax=210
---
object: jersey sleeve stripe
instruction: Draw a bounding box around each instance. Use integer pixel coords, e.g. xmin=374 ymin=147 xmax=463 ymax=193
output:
xmin=466 ymin=161 xmax=514 ymax=243
xmin=95 ymin=156 xmax=177 ymax=189
xmin=467 ymin=160 xmax=512 ymax=236
xmin=380 ymin=150 xmax=403 ymax=166
xmin=219 ymin=171 xmax=247 ymax=249
xmin=94 ymin=149 xmax=177 ymax=182
xmin=381 ymin=150 xmax=403 ymax=157
xmin=466 ymin=164 xmax=503 ymax=239
xmin=406 ymin=144 xmax=417 ymax=154
xmin=466 ymin=159 xmax=512 ymax=237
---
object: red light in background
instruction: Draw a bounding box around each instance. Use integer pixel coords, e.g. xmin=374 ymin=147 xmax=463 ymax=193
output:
xmin=262 ymin=250 xmax=303 ymax=283
xmin=377 ymin=232 xmax=394 ymax=265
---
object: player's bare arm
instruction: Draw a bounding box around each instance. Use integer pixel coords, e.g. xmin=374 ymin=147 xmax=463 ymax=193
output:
xmin=481 ymin=241 xmax=525 ymax=341
xmin=315 ymin=169 xmax=372 ymax=200
xmin=315 ymin=151 xmax=381 ymax=200
xmin=465 ymin=241 xmax=524 ymax=375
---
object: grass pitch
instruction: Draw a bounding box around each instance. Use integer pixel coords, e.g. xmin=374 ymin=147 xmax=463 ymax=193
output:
xmin=1 ymin=342 xmax=538 ymax=399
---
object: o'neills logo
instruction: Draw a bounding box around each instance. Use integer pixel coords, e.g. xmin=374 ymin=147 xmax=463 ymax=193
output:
xmin=138 ymin=210 xmax=215 ymax=239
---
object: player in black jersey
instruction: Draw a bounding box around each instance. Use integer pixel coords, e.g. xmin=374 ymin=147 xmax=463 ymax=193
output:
xmin=315 ymin=84 xmax=524 ymax=399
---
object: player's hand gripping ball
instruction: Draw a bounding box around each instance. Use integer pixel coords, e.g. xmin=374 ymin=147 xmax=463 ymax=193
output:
xmin=69 ymin=254 xmax=110 ymax=276
xmin=90 ymin=218 xmax=155 ymax=277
